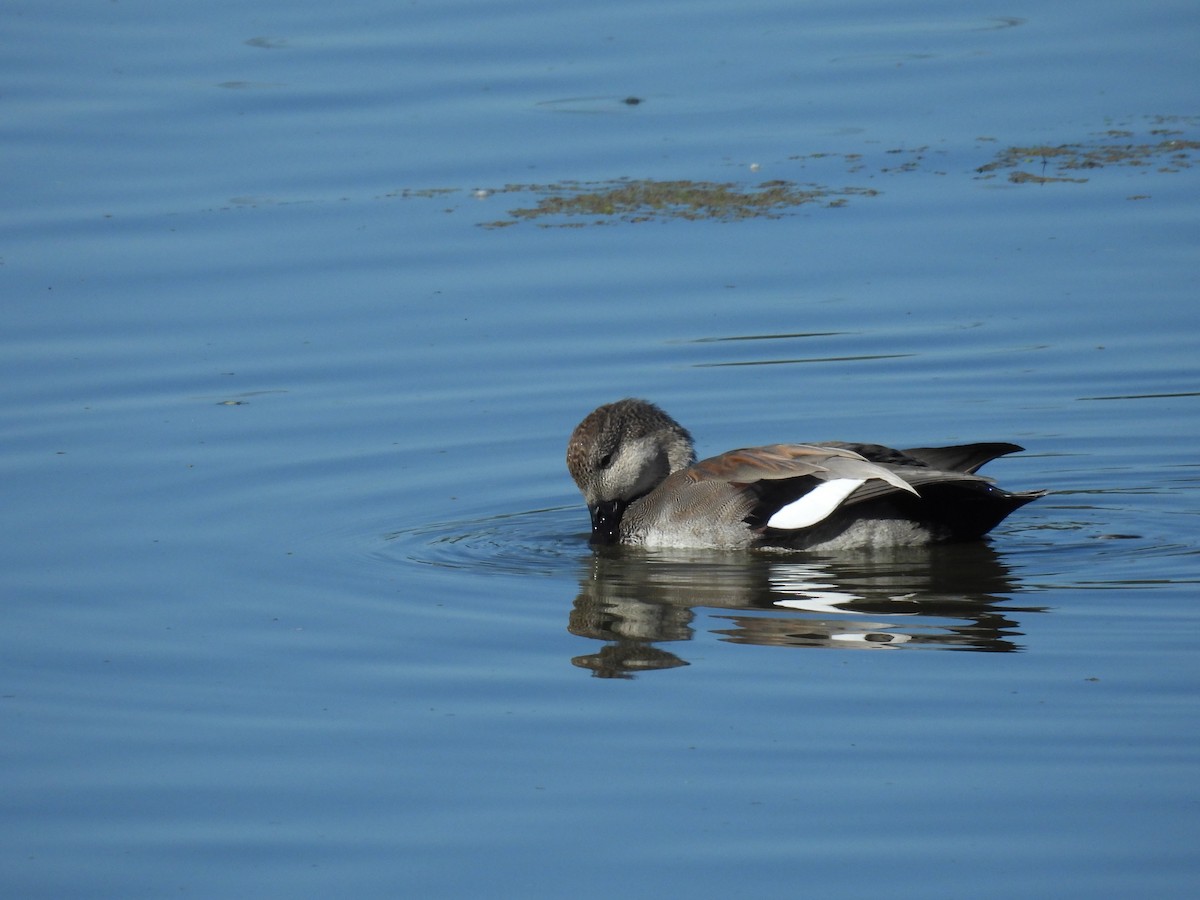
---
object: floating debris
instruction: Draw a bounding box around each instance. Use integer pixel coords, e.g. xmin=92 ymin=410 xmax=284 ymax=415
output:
xmin=365 ymin=116 xmax=1198 ymax=227
xmin=479 ymin=178 xmax=878 ymax=228
xmin=379 ymin=187 xmax=457 ymax=200
xmin=976 ymin=130 xmax=1200 ymax=180
xmin=1007 ymin=171 xmax=1089 ymax=185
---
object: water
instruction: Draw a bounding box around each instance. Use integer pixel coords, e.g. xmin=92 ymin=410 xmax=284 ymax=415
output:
xmin=2 ymin=0 xmax=1198 ymax=897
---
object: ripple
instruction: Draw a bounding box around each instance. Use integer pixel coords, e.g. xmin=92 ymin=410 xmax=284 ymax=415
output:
xmin=384 ymin=506 xmax=585 ymax=577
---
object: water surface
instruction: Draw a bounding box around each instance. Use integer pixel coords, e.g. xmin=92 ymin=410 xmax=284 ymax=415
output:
xmin=2 ymin=1 xmax=1198 ymax=897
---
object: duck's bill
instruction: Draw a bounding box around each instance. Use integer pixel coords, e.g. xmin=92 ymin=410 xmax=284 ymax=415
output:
xmin=588 ymin=500 xmax=626 ymax=545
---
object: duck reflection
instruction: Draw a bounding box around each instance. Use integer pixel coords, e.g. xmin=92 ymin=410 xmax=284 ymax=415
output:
xmin=568 ymin=543 xmax=1042 ymax=677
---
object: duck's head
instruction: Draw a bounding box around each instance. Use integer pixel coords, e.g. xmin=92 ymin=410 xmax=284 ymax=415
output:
xmin=566 ymin=398 xmax=696 ymax=543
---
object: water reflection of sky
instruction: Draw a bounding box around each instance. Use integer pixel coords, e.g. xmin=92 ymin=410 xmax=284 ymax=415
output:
xmin=3 ymin=0 xmax=1199 ymax=897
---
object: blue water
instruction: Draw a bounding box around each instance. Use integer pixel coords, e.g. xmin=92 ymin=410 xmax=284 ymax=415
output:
xmin=3 ymin=1 xmax=1199 ymax=897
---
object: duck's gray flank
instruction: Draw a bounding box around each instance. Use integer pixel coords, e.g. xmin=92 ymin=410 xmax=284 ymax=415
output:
xmin=566 ymin=398 xmax=1043 ymax=551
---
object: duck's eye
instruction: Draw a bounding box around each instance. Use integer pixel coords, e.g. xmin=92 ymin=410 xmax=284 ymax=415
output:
xmin=597 ymin=451 xmax=614 ymax=469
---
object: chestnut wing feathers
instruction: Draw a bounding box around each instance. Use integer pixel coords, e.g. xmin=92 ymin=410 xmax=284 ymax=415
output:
xmin=686 ymin=444 xmax=917 ymax=494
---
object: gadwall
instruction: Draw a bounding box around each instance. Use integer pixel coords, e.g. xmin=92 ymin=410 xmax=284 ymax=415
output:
xmin=566 ymin=398 xmax=1043 ymax=551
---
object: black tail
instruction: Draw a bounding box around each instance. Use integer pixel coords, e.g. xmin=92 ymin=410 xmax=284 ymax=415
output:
xmin=900 ymin=442 xmax=1025 ymax=474
xmin=892 ymin=481 xmax=1044 ymax=540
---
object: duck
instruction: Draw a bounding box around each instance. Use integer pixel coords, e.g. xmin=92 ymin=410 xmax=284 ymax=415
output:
xmin=566 ymin=398 xmax=1043 ymax=551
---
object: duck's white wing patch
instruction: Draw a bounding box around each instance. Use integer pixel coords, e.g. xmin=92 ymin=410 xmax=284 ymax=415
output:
xmin=765 ymin=478 xmax=865 ymax=530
